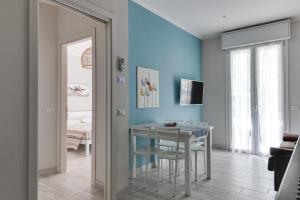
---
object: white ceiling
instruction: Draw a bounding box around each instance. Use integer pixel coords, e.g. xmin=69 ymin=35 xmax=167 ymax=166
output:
xmin=133 ymin=0 xmax=300 ymax=39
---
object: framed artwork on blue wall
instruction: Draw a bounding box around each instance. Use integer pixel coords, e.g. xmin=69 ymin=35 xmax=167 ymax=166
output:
xmin=137 ymin=66 xmax=159 ymax=108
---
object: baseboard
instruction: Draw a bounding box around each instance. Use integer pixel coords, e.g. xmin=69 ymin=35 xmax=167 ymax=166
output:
xmin=95 ymin=180 xmax=104 ymax=191
xmin=212 ymin=145 xmax=228 ymax=150
xmin=38 ymin=167 xmax=57 ymax=176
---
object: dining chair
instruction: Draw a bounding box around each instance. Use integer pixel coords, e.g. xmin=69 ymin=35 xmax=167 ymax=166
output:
xmin=184 ymin=121 xmax=207 ymax=181
xmin=156 ymin=127 xmax=185 ymax=197
xmin=191 ymin=138 xmax=206 ymax=181
xmin=130 ymin=126 xmax=157 ymax=188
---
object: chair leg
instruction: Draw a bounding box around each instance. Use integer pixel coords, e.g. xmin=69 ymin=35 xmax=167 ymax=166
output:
xmin=173 ymin=159 xmax=178 ymax=197
xmin=156 ymin=158 xmax=160 ymax=192
xmin=195 ymin=151 xmax=198 ymax=182
xmin=130 ymin=153 xmax=135 ymax=184
xmin=203 ymin=150 xmax=206 ymax=175
xmin=169 ymin=160 xmax=172 ymax=183
xmin=161 ymin=160 xmax=163 ymax=180
xmin=144 ymin=156 xmax=149 ymax=189
xmin=190 ymin=154 xmax=193 ymax=172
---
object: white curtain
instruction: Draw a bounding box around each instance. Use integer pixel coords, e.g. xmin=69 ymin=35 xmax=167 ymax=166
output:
xmin=256 ymin=43 xmax=284 ymax=155
xmin=230 ymin=48 xmax=252 ymax=152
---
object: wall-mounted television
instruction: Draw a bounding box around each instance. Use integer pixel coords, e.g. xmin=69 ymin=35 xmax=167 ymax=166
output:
xmin=180 ymin=79 xmax=203 ymax=105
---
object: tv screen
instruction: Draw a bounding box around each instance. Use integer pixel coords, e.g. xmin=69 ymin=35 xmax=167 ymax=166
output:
xmin=180 ymin=79 xmax=203 ymax=105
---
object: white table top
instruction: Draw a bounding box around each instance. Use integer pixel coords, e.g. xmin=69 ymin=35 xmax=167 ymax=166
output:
xmin=131 ymin=122 xmax=212 ymax=138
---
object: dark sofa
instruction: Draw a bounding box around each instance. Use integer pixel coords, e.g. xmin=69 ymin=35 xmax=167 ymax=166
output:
xmin=268 ymin=133 xmax=299 ymax=191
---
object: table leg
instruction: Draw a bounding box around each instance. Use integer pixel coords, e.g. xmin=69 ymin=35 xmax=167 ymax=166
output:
xmin=184 ymin=136 xmax=191 ymax=196
xmin=206 ymin=128 xmax=212 ymax=180
xmin=131 ymin=134 xmax=136 ymax=182
xmin=85 ymin=142 xmax=90 ymax=157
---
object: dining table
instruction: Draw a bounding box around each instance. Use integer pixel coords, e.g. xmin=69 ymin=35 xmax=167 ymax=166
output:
xmin=130 ymin=122 xmax=214 ymax=196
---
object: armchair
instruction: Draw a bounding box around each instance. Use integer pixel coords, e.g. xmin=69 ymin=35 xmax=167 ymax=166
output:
xmin=268 ymin=133 xmax=299 ymax=191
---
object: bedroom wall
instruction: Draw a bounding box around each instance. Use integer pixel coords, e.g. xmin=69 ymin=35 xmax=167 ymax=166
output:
xmin=202 ymin=20 xmax=300 ymax=150
xmin=67 ymin=40 xmax=92 ymax=112
xmin=38 ymin=3 xmax=58 ymax=171
xmin=128 ymin=1 xmax=203 ymax=167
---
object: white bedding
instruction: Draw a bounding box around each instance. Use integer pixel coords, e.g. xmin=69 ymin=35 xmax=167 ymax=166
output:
xmin=67 ymin=120 xmax=92 ymax=140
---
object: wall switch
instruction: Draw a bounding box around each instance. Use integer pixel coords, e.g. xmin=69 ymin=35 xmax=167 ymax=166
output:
xmin=117 ymin=108 xmax=126 ymax=116
xmin=46 ymin=107 xmax=55 ymax=113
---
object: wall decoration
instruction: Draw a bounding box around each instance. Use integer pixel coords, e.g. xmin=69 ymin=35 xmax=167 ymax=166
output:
xmin=81 ymin=47 xmax=92 ymax=69
xmin=68 ymin=83 xmax=90 ymax=97
xmin=137 ymin=66 xmax=159 ymax=108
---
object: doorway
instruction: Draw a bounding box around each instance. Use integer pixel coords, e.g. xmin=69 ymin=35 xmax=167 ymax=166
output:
xmin=229 ymin=42 xmax=285 ymax=155
xmin=37 ymin=1 xmax=111 ymax=200
xmin=61 ymin=37 xmax=93 ymax=173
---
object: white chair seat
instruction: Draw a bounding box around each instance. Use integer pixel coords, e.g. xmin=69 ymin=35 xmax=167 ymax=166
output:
xmin=190 ymin=142 xmax=205 ymax=151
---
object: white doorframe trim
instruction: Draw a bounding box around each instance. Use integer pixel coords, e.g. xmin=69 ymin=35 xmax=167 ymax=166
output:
xmin=28 ymin=0 xmax=115 ymax=199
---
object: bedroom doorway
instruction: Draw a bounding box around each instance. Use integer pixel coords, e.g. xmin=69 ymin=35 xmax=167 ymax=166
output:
xmin=37 ymin=1 xmax=110 ymax=200
xmin=64 ymin=37 xmax=93 ymax=172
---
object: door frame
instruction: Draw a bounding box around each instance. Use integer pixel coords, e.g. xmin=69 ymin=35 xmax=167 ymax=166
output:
xmin=28 ymin=0 xmax=115 ymax=200
xmin=57 ymin=31 xmax=96 ymax=177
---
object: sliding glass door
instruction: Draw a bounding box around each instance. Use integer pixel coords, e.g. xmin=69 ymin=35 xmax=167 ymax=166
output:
xmin=230 ymin=48 xmax=253 ymax=152
xmin=229 ymin=43 xmax=284 ymax=155
xmin=255 ymin=43 xmax=284 ymax=154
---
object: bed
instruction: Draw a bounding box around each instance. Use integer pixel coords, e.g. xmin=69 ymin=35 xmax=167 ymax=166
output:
xmin=67 ymin=118 xmax=92 ymax=156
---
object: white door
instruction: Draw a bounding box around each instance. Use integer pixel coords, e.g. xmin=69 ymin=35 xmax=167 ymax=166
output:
xmin=229 ymin=43 xmax=284 ymax=155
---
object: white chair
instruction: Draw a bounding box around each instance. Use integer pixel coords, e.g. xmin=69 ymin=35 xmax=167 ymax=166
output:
xmin=156 ymin=127 xmax=185 ymax=197
xmin=130 ymin=126 xmax=156 ymax=188
xmin=184 ymin=121 xmax=207 ymax=181
xmin=191 ymin=137 xmax=206 ymax=181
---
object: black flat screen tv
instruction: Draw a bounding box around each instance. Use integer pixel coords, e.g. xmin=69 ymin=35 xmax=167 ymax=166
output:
xmin=180 ymin=79 xmax=203 ymax=105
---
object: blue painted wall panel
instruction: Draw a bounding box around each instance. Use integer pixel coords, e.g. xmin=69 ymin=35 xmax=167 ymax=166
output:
xmin=128 ymin=1 xmax=203 ymax=168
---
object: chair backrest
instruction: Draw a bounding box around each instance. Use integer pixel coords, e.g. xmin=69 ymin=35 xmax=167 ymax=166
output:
xmin=156 ymin=127 xmax=183 ymax=157
xmin=131 ymin=126 xmax=152 ymax=152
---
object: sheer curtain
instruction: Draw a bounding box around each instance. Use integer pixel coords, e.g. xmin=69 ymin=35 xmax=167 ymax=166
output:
xmin=230 ymin=48 xmax=252 ymax=152
xmin=256 ymin=43 xmax=284 ymax=155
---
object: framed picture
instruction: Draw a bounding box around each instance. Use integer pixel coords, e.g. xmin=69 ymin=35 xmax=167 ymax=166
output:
xmin=137 ymin=66 xmax=159 ymax=108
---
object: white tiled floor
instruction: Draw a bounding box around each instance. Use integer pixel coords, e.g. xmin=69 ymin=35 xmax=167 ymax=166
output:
xmin=119 ymin=150 xmax=276 ymax=200
xmin=38 ymin=146 xmax=104 ymax=200
xmin=39 ymin=148 xmax=276 ymax=200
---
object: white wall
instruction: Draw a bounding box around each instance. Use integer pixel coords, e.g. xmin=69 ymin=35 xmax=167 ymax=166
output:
xmin=0 ymin=0 xmax=128 ymax=199
xmin=0 ymin=0 xmax=28 ymax=199
xmin=203 ymin=20 xmax=300 ymax=149
xmin=38 ymin=3 xmax=58 ymax=171
xmin=203 ymin=38 xmax=227 ymax=149
xmin=289 ymin=21 xmax=300 ymax=133
xmin=67 ymin=40 xmax=92 ymax=112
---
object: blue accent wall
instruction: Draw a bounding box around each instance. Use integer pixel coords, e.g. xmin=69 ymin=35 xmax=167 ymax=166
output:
xmin=128 ymin=1 xmax=203 ymax=167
